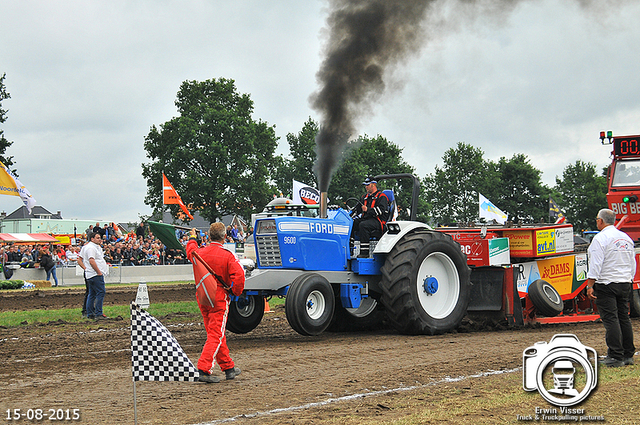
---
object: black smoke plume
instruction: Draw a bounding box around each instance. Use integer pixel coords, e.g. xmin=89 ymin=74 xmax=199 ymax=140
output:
xmin=310 ymin=0 xmax=432 ymax=192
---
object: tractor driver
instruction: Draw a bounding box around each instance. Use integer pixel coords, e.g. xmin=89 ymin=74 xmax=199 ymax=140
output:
xmin=351 ymin=177 xmax=389 ymax=258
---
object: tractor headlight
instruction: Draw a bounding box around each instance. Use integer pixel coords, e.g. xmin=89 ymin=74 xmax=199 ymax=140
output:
xmin=387 ymin=223 xmax=401 ymax=234
xmin=256 ymin=219 xmax=277 ymax=235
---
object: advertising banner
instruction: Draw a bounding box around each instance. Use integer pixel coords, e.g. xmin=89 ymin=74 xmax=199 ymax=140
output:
xmin=516 ymin=253 xmax=587 ymax=297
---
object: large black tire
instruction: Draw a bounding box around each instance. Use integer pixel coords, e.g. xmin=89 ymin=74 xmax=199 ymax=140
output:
xmin=327 ymin=296 xmax=385 ymax=332
xmin=630 ymin=288 xmax=640 ymax=317
xmin=226 ymin=294 xmax=265 ymax=334
xmin=285 ymin=273 xmax=335 ymax=336
xmin=380 ymin=230 xmax=471 ymax=335
xmin=528 ymin=279 xmax=563 ymax=317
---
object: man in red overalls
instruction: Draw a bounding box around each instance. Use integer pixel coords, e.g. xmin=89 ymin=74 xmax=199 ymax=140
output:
xmin=186 ymin=222 xmax=245 ymax=383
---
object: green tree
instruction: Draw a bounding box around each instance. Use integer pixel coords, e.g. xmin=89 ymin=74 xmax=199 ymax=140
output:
xmin=424 ymin=142 xmax=500 ymax=225
xmin=328 ymin=135 xmax=417 ymax=220
xmin=0 ymin=73 xmax=15 ymax=168
xmin=554 ymin=160 xmax=607 ymax=231
xmin=496 ymin=153 xmax=549 ymax=223
xmin=273 ymin=117 xmax=319 ymax=195
xmin=142 ymin=78 xmax=278 ymax=223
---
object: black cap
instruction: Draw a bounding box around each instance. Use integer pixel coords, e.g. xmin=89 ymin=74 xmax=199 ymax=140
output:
xmin=362 ymin=177 xmax=377 ymax=185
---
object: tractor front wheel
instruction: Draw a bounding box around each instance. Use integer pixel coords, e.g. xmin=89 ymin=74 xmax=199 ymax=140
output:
xmin=285 ymin=273 xmax=335 ymax=336
xmin=327 ymin=296 xmax=385 ymax=332
xmin=226 ymin=294 xmax=265 ymax=334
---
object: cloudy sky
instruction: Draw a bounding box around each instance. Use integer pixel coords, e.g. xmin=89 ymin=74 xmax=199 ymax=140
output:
xmin=1 ymin=0 xmax=640 ymax=223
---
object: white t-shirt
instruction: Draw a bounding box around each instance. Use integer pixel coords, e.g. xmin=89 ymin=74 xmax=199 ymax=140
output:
xmin=83 ymin=242 xmax=109 ymax=279
xmin=587 ymin=225 xmax=636 ymax=284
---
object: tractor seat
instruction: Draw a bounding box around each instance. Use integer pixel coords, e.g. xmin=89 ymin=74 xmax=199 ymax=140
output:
xmin=382 ymin=189 xmax=396 ymax=222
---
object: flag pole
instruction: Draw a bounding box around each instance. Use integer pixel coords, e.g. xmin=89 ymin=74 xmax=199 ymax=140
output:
xmin=132 ymin=301 xmax=138 ymax=425
xmin=133 ymin=378 xmax=138 ymax=425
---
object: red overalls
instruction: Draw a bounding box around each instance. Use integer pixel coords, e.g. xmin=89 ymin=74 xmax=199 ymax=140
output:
xmin=186 ymin=239 xmax=245 ymax=373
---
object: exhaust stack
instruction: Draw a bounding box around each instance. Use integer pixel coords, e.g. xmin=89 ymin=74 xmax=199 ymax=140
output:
xmin=320 ymin=192 xmax=328 ymax=218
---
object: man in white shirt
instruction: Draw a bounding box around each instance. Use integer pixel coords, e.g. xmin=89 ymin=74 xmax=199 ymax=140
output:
xmin=83 ymin=232 xmax=109 ymax=320
xmin=586 ymin=208 xmax=636 ymax=367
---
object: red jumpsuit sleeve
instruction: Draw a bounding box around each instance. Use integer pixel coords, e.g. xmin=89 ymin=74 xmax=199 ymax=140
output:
xmin=185 ymin=238 xmax=198 ymax=262
xmin=227 ymin=253 xmax=246 ymax=296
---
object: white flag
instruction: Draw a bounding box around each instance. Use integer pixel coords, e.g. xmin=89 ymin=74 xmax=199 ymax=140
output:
xmin=292 ymin=180 xmax=321 ymax=205
xmin=130 ymin=302 xmax=198 ymax=381
xmin=479 ymin=193 xmax=508 ymax=225
xmin=0 ymin=162 xmax=36 ymax=214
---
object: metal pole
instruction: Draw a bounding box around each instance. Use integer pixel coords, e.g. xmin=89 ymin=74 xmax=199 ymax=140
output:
xmin=133 ymin=379 xmax=138 ymax=425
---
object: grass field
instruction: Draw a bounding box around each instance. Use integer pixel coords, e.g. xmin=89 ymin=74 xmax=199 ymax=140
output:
xmin=0 ymin=286 xmax=286 ymax=327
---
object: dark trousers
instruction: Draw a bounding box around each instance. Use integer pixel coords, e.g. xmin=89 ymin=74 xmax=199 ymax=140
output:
xmin=595 ymin=283 xmax=636 ymax=360
xmin=353 ymin=217 xmax=382 ymax=245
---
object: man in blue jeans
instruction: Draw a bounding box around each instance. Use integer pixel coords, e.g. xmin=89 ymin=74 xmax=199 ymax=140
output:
xmin=84 ymin=232 xmax=109 ymax=320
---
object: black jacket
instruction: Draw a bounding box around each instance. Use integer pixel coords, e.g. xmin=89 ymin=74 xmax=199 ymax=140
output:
xmin=352 ymin=190 xmax=390 ymax=223
xmin=40 ymin=253 xmax=55 ymax=271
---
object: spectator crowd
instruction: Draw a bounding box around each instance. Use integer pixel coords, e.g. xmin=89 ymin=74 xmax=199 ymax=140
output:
xmin=0 ymin=221 xmax=252 ymax=279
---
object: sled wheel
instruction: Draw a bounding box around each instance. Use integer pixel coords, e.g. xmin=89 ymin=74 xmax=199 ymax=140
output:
xmin=285 ymin=273 xmax=335 ymax=336
xmin=226 ymin=294 xmax=265 ymax=334
xmin=327 ymin=296 xmax=385 ymax=332
xmin=528 ymin=279 xmax=563 ymax=317
xmin=380 ymin=230 xmax=471 ymax=335
xmin=630 ymin=288 xmax=640 ymax=317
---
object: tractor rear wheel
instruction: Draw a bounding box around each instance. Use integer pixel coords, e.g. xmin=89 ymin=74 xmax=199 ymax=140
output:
xmin=380 ymin=230 xmax=471 ymax=335
xmin=285 ymin=273 xmax=335 ymax=336
xmin=226 ymin=294 xmax=265 ymax=334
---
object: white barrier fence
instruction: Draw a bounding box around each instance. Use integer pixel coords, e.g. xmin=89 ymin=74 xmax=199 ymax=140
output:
xmin=10 ymin=264 xmax=196 ymax=286
xmin=7 ymin=243 xmax=255 ymax=286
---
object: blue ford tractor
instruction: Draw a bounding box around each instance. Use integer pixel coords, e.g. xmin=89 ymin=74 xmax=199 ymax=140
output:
xmin=227 ymin=174 xmax=471 ymax=336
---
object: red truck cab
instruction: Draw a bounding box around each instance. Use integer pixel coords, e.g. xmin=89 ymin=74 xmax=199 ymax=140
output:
xmin=601 ymin=131 xmax=640 ymax=307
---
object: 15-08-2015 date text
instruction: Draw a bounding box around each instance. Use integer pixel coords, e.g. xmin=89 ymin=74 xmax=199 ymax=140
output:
xmin=5 ymin=409 xmax=81 ymax=421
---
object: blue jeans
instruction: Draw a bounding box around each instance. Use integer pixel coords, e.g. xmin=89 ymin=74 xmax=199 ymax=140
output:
xmin=46 ymin=266 xmax=58 ymax=286
xmin=86 ymin=275 xmax=106 ymax=318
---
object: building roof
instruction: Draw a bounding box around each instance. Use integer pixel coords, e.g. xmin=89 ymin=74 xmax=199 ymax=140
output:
xmin=3 ymin=206 xmax=62 ymax=220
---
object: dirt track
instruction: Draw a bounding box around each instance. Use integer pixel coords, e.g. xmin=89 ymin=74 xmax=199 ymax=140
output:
xmin=1 ymin=287 xmax=639 ymax=424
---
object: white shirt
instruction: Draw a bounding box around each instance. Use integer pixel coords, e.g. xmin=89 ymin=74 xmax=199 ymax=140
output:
xmin=82 ymin=241 xmax=109 ymax=279
xmin=587 ymin=225 xmax=636 ymax=284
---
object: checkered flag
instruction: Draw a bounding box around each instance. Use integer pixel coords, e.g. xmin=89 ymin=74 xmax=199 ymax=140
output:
xmin=130 ymin=302 xmax=198 ymax=381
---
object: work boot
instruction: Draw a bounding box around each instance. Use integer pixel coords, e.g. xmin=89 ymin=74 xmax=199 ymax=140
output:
xmin=198 ymin=370 xmax=220 ymax=383
xmin=358 ymin=243 xmax=369 ymax=258
xmin=224 ymin=366 xmax=241 ymax=380
xmin=599 ymin=356 xmax=624 ymax=368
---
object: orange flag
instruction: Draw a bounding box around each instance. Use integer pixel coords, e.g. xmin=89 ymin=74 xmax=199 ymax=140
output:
xmin=191 ymin=252 xmax=217 ymax=307
xmin=162 ymin=173 xmax=194 ymax=220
